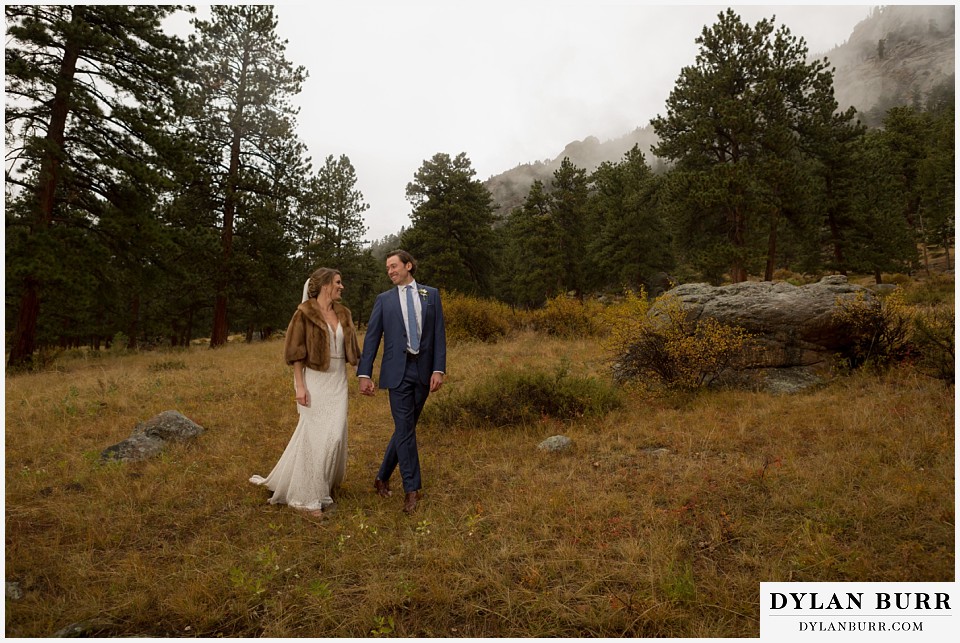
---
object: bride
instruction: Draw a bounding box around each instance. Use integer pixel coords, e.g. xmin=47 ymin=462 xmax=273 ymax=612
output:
xmin=249 ymin=268 xmax=360 ymax=517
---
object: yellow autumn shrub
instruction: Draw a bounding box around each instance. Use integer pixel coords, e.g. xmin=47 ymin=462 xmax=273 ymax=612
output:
xmin=601 ymin=290 xmax=755 ymax=390
xmin=832 ymin=289 xmax=911 ymax=370
xmin=532 ymin=294 xmax=603 ymax=337
xmin=442 ymin=292 xmax=515 ymax=343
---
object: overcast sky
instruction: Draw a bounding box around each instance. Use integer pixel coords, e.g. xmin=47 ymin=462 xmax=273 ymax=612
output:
xmin=184 ymin=2 xmax=879 ymax=242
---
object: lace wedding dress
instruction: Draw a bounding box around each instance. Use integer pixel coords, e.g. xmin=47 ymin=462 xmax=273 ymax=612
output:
xmin=249 ymin=322 xmax=348 ymax=512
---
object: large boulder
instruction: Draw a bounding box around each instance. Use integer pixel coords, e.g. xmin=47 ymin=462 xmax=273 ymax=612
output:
xmin=664 ymin=275 xmax=873 ymax=369
xmin=100 ymin=410 xmax=204 ymax=463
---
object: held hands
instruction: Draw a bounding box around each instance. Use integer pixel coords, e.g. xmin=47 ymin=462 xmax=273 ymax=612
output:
xmin=357 ymin=375 xmax=442 ymax=395
xmin=359 ymin=377 xmax=376 ymax=396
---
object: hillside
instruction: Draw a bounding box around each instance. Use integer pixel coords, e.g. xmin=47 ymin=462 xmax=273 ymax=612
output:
xmin=484 ymin=125 xmax=660 ymax=219
xmin=484 ymin=4 xmax=955 ymax=217
xmin=827 ymin=5 xmax=955 ymax=124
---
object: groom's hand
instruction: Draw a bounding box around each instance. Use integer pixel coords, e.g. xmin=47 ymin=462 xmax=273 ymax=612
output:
xmin=429 ymin=372 xmax=444 ymax=393
xmin=359 ymin=377 xmax=376 ymax=396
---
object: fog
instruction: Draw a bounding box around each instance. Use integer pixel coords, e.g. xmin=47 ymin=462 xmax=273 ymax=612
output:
xmin=166 ymin=3 xmax=930 ymax=241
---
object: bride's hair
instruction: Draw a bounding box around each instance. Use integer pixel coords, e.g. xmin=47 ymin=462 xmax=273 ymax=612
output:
xmin=307 ymin=268 xmax=341 ymax=300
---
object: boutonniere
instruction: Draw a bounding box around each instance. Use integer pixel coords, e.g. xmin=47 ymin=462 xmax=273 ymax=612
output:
xmin=418 ymin=288 xmax=428 ymax=299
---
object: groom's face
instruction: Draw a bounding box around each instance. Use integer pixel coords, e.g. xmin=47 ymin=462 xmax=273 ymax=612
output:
xmin=386 ymin=256 xmax=413 ymax=286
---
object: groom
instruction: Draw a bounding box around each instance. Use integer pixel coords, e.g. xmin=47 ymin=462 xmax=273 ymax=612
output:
xmin=358 ymin=249 xmax=446 ymax=513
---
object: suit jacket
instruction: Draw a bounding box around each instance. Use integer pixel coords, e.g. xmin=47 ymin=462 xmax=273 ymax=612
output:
xmin=358 ymin=284 xmax=446 ymax=389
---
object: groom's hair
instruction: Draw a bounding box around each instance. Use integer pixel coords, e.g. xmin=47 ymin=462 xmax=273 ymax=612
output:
xmin=387 ymin=249 xmax=417 ymax=275
xmin=307 ymin=267 xmax=341 ymax=300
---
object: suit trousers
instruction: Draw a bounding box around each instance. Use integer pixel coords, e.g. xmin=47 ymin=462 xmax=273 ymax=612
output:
xmin=378 ymin=355 xmax=428 ymax=492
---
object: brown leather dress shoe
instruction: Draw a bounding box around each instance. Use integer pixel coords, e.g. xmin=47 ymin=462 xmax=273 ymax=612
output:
xmin=402 ymin=491 xmax=420 ymax=514
xmin=373 ymin=478 xmax=392 ymax=498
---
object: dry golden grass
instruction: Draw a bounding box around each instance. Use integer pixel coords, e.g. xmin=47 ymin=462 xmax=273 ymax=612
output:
xmin=4 ymin=330 xmax=954 ymax=637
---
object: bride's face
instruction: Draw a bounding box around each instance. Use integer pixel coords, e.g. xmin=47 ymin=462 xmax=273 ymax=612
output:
xmin=325 ymin=275 xmax=344 ymax=301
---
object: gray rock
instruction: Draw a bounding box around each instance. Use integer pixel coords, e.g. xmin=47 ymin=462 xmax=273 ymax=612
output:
xmin=52 ymin=618 xmax=114 ymax=638
xmin=642 ymin=447 xmax=671 ymax=456
xmin=665 ymin=275 xmax=873 ymax=368
xmin=538 ymin=435 xmax=573 ymax=452
xmin=719 ymin=366 xmax=827 ymax=394
xmin=6 ymin=581 xmax=23 ymax=600
xmin=100 ymin=410 xmax=204 ymax=463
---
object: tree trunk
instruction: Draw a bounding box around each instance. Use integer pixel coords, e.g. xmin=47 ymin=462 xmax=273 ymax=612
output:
xmin=182 ymin=307 xmax=196 ymax=347
xmin=764 ymin=209 xmax=779 ymax=281
xmin=824 ymin=194 xmax=848 ymax=275
xmin=209 ymin=135 xmax=242 ymax=347
xmin=211 ymin=291 xmax=229 ymax=346
xmin=210 ymin=49 xmax=250 ymax=348
xmin=7 ymin=8 xmax=83 ymax=369
xmin=730 ymin=205 xmax=748 ymax=283
xmin=9 ymin=281 xmax=42 ymax=369
xmin=127 ymin=293 xmax=140 ymax=350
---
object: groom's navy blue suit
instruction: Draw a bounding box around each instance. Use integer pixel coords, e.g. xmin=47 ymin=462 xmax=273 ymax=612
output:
xmin=358 ymin=283 xmax=446 ymax=493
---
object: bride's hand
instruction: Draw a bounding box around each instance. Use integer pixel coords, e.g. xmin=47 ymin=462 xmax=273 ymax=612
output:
xmin=296 ymin=387 xmax=309 ymax=407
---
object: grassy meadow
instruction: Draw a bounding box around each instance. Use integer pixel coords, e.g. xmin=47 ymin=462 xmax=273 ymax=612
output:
xmin=4 ymin=308 xmax=955 ymax=636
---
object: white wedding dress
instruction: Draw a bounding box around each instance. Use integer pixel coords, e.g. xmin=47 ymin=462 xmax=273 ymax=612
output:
xmin=249 ymin=319 xmax=348 ymax=513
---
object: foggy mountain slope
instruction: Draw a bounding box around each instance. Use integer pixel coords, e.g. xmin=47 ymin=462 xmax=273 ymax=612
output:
xmin=483 ymin=4 xmax=954 ymax=218
xmin=826 ymin=5 xmax=954 ymax=124
xmin=483 ymin=126 xmax=660 ymax=219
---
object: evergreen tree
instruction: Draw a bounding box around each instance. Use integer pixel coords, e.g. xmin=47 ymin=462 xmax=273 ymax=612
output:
xmin=877 ymin=106 xmax=926 ymax=232
xmin=916 ymin=104 xmax=954 ymax=268
xmin=880 ymin=103 xmax=955 ymax=272
xmin=401 ymin=152 xmax=497 ymax=295
xmin=297 ymin=154 xmax=370 ymax=271
xmin=652 ymin=9 xmax=849 ymax=282
xmin=5 ymin=4 xmax=189 ymax=367
xmin=294 ymin=153 xmax=378 ymax=322
xmin=844 ymin=130 xmax=917 ymax=281
xmin=186 ymin=4 xmax=308 ymax=347
xmin=548 ymin=157 xmax=591 ymax=296
xmin=499 ymin=180 xmax=556 ymax=307
xmin=801 ymin=109 xmax=867 ymax=275
xmin=587 ymin=146 xmax=673 ymax=292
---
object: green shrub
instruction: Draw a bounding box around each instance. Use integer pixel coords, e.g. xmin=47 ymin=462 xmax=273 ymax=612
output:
xmin=425 ymin=363 xmax=620 ymax=428
xmin=910 ymin=306 xmax=954 ymax=382
xmin=442 ymin=292 xmax=515 ymax=343
xmin=601 ymin=290 xmax=756 ymax=390
xmin=148 ymin=359 xmax=188 ymax=372
xmin=833 ymin=289 xmax=911 ymax=370
xmin=109 ymin=332 xmax=130 ymax=354
xmin=532 ymin=295 xmax=603 ymax=337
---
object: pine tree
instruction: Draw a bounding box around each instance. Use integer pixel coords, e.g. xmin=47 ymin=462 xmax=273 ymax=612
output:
xmin=297 ymin=154 xmax=370 ymax=270
xmin=5 ymin=4 xmax=188 ymax=367
xmin=548 ymin=157 xmax=591 ymax=297
xmin=499 ymin=180 xmax=556 ymax=307
xmin=844 ymin=130 xmax=918 ymax=281
xmin=587 ymin=146 xmax=673 ymax=292
xmin=186 ymin=5 xmax=308 ymax=347
xmin=916 ymin=104 xmax=954 ymax=268
xmin=401 ymin=152 xmax=497 ymax=295
xmin=652 ymin=9 xmax=849 ymax=282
